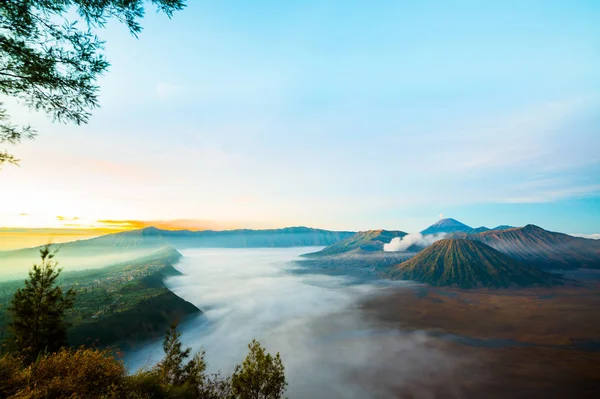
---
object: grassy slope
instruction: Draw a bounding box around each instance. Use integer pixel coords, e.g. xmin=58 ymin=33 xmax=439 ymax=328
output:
xmin=469 ymin=224 xmax=600 ymax=269
xmin=387 ymin=238 xmax=561 ymax=288
xmin=0 ymin=248 xmax=200 ymax=348
xmin=303 ymin=230 xmax=407 ymax=257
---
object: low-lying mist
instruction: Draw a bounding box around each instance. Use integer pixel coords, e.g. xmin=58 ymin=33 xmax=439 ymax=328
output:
xmin=124 ymin=247 xmax=468 ymax=398
xmin=0 ymin=247 xmax=162 ymax=280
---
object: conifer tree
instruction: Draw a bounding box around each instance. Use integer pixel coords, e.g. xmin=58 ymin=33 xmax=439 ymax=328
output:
xmin=232 ymin=339 xmax=287 ymax=399
xmin=1 ymin=0 xmax=186 ymax=165
xmin=157 ymin=323 xmax=207 ymax=391
xmin=8 ymin=244 xmax=75 ymax=361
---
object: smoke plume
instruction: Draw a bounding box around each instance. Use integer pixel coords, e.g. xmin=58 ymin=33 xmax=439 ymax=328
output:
xmin=383 ymin=232 xmax=447 ymax=252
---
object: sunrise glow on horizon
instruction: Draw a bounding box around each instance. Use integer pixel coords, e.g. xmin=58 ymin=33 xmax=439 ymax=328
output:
xmin=1 ymin=1 xmax=599 ymax=246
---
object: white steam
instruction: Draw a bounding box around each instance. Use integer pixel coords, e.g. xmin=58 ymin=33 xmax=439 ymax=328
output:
xmin=383 ymin=233 xmax=447 ymax=252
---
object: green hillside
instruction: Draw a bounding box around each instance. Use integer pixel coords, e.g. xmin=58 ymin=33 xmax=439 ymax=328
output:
xmin=0 ymin=248 xmax=200 ymax=348
xmin=302 ymin=230 xmax=407 ymax=257
xmin=387 ymin=239 xmax=561 ymax=288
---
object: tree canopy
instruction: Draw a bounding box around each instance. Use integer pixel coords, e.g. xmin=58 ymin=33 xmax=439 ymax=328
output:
xmin=7 ymin=244 xmax=75 ymax=362
xmin=0 ymin=0 xmax=186 ymax=166
xmin=232 ymin=339 xmax=287 ymax=399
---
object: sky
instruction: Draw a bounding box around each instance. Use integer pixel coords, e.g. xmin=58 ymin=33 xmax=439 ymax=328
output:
xmin=1 ymin=0 xmax=599 ymax=247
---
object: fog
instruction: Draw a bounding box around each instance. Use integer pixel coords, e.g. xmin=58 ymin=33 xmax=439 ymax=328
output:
xmin=0 ymin=248 xmax=159 ymax=280
xmin=124 ymin=247 xmax=466 ymax=398
xmin=383 ymin=233 xmax=447 ymax=252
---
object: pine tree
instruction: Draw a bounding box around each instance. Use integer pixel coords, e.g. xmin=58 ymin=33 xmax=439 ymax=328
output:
xmin=1 ymin=0 xmax=186 ymax=166
xmin=231 ymin=339 xmax=287 ymax=399
xmin=8 ymin=244 xmax=75 ymax=361
xmin=157 ymin=323 xmax=207 ymax=390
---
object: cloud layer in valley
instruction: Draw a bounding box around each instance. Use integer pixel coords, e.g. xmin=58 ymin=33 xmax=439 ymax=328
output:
xmin=123 ymin=247 xmax=471 ymax=398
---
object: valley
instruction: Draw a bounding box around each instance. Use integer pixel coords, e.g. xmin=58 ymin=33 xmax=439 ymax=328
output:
xmin=2 ymin=219 xmax=600 ymax=398
xmin=361 ymin=279 xmax=600 ymax=398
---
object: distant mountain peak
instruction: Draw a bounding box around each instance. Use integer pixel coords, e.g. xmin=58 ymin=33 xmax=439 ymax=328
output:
xmin=492 ymin=225 xmax=514 ymax=231
xmin=431 ymin=218 xmax=470 ymax=227
xmin=421 ymin=218 xmax=473 ymax=235
xmin=522 ymin=224 xmax=544 ymax=231
xmin=140 ymin=226 xmax=161 ymax=232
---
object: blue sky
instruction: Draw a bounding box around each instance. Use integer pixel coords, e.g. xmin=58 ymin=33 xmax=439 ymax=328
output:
xmin=0 ymin=0 xmax=599 ymax=236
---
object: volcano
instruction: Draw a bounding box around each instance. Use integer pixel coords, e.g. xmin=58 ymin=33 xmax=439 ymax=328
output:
xmin=387 ymin=238 xmax=560 ymax=288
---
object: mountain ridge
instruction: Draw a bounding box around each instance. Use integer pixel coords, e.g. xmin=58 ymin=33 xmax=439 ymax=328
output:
xmin=421 ymin=218 xmax=473 ymax=235
xmin=420 ymin=218 xmax=515 ymax=235
xmin=302 ymin=230 xmax=408 ymax=257
xmin=1 ymin=226 xmax=356 ymax=254
xmin=386 ymin=238 xmax=561 ymax=288
xmin=467 ymin=224 xmax=600 ymax=269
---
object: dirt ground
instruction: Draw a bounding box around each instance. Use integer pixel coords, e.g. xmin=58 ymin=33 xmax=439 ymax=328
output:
xmin=359 ymin=277 xmax=600 ymax=398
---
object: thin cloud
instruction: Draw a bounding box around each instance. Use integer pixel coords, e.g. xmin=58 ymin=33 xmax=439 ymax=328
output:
xmin=570 ymin=233 xmax=600 ymax=240
xmin=500 ymin=184 xmax=600 ymax=204
xmin=56 ymin=215 xmax=80 ymax=221
xmin=96 ymin=218 xmax=279 ymax=231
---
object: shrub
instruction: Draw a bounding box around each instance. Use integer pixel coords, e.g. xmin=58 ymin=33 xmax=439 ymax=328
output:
xmin=10 ymin=347 xmax=126 ymax=398
xmin=0 ymin=353 xmax=26 ymax=398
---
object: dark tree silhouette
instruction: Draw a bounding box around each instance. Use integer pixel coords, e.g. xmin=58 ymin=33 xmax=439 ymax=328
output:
xmin=8 ymin=244 xmax=75 ymax=362
xmin=0 ymin=0 xmax=186 ymax=166
xmin=157 ymin=323 xmax=207 ymax=392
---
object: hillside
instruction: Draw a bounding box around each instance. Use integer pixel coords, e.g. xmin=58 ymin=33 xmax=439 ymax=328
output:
xmin=469 ymin=225 xmax=600 ymax=269
xmin=302 ymin=230 xmax=407 ymax=257
xmin=2 ymin=226 xmax=355 ymax=255
xmin=387 ymin=239 xmax=560 ymax=288
xmin=0 ymin=248 xmax=200 ymax=348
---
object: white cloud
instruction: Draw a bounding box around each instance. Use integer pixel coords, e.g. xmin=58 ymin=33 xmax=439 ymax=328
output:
xmin=570 ymin=233 xmax=600 ymax=240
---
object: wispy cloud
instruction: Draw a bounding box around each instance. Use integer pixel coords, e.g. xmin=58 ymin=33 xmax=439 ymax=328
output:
xmin=96 ymin=218 xmax=279 ymax=231
xmin=440 ymin=98 xmax=591 ymax=172
xmin=570 ymin=233 xmax=600 ymax=240
xmin=56 ymin=215 xmax=80 ymax=221
xmin=500 ymin=184 xmax=600 ymax=204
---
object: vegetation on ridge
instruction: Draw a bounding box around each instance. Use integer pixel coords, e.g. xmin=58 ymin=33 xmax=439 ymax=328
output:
xmin=387 ymin=238 xmax=562 ymax=289
xmin=0 ymin=0 xmax=186 ymax=166
xmin=0 ymin=246 xmax=287 ymax=398
xmin=0 ymin=247 xmax=199 ymax=348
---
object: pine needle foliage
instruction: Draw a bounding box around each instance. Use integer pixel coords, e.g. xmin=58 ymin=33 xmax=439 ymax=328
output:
xmin=0 ymin=0 xmax=186 ymax=166
xmin=7 ymin=244 xmax=75 ymax=362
